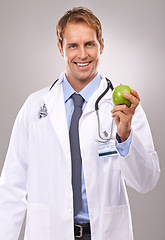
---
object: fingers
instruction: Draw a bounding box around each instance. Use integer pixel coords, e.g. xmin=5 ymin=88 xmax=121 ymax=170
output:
xmin=123 ymin=89 xmax=140 ymax=108
xmin=111 ymin=104 xmax=132 ymax=118
xmin=131 ymin=89 xmax=140 ymax=101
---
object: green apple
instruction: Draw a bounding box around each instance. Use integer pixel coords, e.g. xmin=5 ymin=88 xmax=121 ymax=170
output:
xmin=112 ymin=84 xmax=131 ymax=107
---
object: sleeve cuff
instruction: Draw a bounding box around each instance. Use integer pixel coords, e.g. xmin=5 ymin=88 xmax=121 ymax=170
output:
xmin=115 ymin=130 xmax=132 ymax=157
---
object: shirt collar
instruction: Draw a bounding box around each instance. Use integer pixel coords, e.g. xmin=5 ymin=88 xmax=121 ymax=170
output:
xmin=62 ymin=73 xmax=102 ymax=103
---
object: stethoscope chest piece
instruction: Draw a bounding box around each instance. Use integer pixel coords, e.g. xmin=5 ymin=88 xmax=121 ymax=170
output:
xmin=38 ymin=104 xmax=48 ymax=119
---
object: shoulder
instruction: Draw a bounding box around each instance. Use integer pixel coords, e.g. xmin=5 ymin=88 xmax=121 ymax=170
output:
xmin=28 ymin=86 xmax=50 ymax=101
xmin=15 ymin=86 xmax=50 ymax=122
xmin=21 ymin=86 xmax=50 ymax=112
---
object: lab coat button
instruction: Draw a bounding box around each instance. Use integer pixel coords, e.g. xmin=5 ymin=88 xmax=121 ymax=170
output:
xmin=68 ymin=209 xmax=72 ymax=214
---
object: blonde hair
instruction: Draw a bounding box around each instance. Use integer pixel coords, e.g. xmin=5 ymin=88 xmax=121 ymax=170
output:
xmin=56 ymin=7 xmax=103 ymax=48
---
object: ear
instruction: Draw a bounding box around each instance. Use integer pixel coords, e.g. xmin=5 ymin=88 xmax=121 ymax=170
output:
xmin=100 ymin=38 xmax=104 ymax=54
xmin=57 ymin=42 xmax=64 ymax=57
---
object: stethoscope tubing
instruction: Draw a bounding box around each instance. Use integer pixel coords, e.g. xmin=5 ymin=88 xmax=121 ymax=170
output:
xmin=95 ymin=78 xmax=114 ymax=111
xmin=95 ymin=78 xmax=114 ymax=142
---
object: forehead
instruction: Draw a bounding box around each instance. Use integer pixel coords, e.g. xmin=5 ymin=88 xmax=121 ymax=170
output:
xmin=63 ymin=22 xmax=98 ymax=43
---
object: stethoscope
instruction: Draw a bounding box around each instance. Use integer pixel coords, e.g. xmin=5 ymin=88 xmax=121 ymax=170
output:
xmin=38 ymin=78 xmax=115 ymax=142
xmin=95 ymin=78 xmax=115 ymax=142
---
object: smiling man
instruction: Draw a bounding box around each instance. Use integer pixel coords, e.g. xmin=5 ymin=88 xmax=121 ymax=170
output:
xmin=0 ymin=7 xmax=160 ymax=240
xmin=57 ymin=20 xmax=104 ymax=92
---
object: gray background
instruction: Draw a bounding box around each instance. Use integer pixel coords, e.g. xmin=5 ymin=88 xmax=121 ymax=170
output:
xmin=0 ymin=0 xmax=164 ymax=239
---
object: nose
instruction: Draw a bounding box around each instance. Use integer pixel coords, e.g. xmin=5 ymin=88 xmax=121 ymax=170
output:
xmin=78 ymin=46 xmax=88 ymax=60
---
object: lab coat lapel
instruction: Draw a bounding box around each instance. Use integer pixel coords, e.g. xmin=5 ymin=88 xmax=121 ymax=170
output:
xmin=43 ymin=78 xmax=70 ymax=157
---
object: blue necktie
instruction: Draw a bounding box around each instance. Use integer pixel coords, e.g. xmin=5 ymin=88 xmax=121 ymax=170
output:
xmin=69 ymin=93 xmax=84 ymax=216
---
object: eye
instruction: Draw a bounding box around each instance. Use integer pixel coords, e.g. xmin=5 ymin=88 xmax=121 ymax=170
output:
xmin=69 ymin=44 xmax=77 ymax=49
xmin=86 ymin=42 xmax=95 ymax=47
xmin=87 ymin=42 xmax=93 ymax=47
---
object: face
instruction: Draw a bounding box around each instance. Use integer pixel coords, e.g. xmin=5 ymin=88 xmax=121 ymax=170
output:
xmin=58 ymin=22 xmax=104 ymax=92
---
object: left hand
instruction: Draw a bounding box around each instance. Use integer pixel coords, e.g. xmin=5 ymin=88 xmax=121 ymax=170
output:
xmin=111 ymin=89 xmax=140 ymax=142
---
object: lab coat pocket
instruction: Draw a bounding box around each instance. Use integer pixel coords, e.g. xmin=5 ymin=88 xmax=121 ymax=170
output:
xmin=101 ymin=205 xmax=133 ymax=240
xmin=102 ymin=155 xmax=119 ymax=172
xmin=25 ymin=203 xmax=50 ymax=240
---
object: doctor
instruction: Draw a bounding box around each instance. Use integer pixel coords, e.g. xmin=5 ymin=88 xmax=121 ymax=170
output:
xmin=0 ymin=7 xmax=160 ymax=240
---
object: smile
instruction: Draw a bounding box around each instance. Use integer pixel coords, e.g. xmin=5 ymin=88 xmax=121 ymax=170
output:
xmin=75 ymin=62 xmax=91 ymax=67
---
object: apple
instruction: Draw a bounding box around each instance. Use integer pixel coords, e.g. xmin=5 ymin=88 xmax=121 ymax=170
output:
xmin=112 ymin=84 xmax=131 ymax=107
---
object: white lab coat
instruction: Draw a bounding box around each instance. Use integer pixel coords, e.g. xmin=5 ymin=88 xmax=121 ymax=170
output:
xmin=0 ymin=73 xmax=160 ymax=240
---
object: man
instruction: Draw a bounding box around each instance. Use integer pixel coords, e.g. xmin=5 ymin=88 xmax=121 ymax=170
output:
xmin=0 ymin=7 xmax=160 ymax=240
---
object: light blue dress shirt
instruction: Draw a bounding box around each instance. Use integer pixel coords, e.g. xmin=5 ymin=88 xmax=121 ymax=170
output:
xmin=62 ymin=73 xmax=132 ymax=223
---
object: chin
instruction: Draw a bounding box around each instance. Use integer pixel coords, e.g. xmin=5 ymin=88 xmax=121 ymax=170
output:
xmin=77 ymin=74 xmax=95 ymax=82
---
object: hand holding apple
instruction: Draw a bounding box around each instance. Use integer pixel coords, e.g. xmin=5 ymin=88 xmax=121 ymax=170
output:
xmin=111 ymin=85 xmax=140 ymax=142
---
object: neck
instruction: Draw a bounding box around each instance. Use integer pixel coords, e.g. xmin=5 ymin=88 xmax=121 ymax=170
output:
xmin=66 ymin=73 xmax=97 ymax=93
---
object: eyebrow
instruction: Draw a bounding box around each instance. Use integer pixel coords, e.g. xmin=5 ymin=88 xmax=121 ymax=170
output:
xmin=85 ymin=40 xmax=97 ymax=45
xmin=67 ymin=43 xmax=77 ymax=47
xmin=67 ymin=40 xmax=97 ymax=46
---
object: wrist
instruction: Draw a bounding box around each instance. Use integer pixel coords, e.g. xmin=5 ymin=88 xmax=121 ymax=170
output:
xmin=117 ymin=130 xmax=131 ymax=143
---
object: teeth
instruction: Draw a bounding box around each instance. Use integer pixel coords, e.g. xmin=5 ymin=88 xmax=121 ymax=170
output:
xmin=76 ymin=62 xmax=90 ymax=67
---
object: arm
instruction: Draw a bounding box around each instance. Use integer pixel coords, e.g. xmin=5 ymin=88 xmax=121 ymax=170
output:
xmin=111 ymin=90 xmax=160 ymax=192
xmin=0 ymin=101 xmax=28 ymax=239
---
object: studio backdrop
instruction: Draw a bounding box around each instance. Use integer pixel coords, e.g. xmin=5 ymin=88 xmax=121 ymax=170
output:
xmin=0 ymin=1 xmax=164 ymax=240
